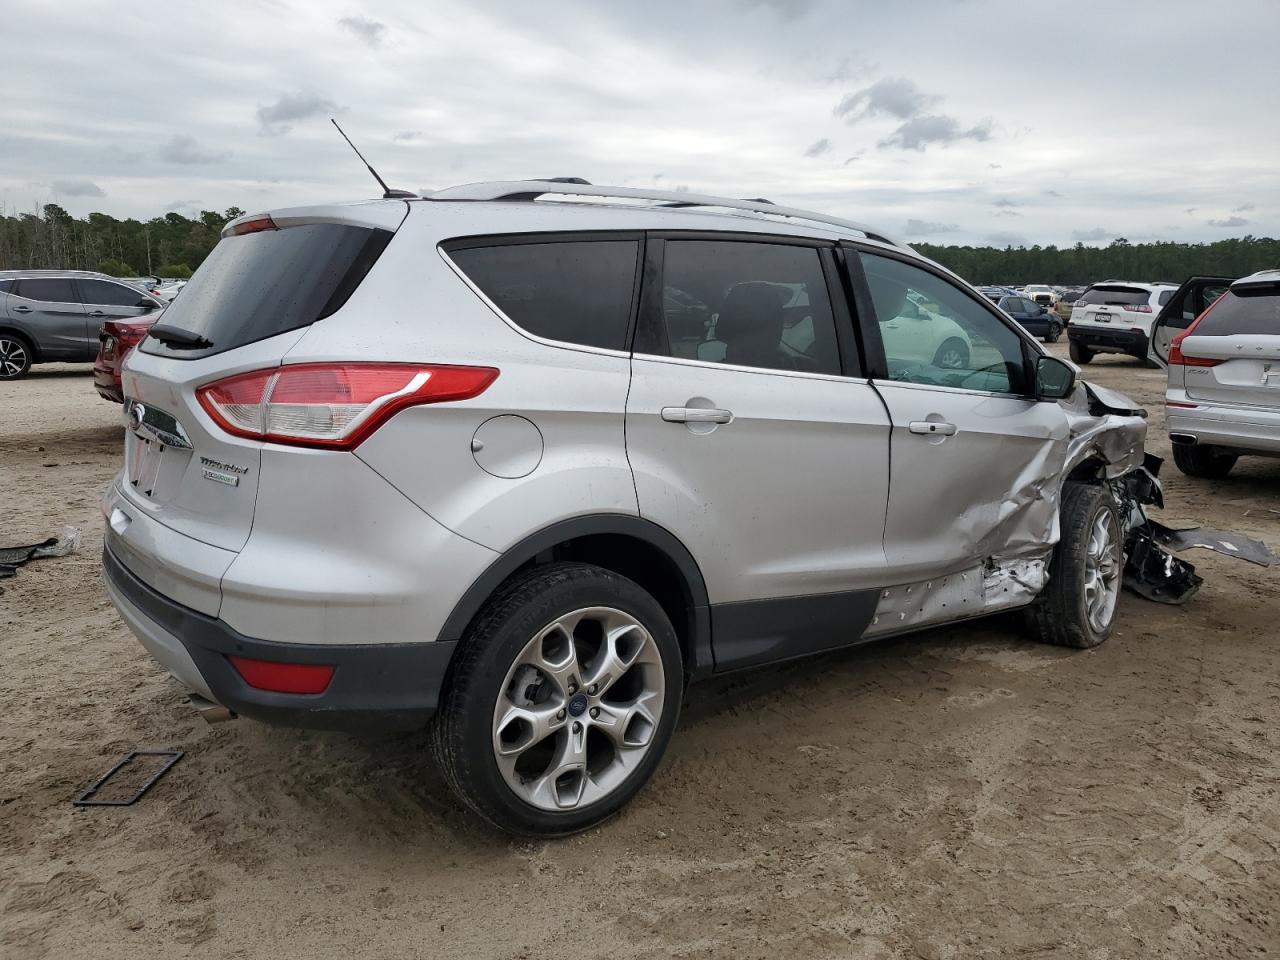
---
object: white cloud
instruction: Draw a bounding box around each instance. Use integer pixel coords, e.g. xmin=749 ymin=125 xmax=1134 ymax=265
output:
xmin=905 ymin=219 xmax=959 ymax=235
xmin=160 ymin=135 xmax=231 ymax=164
xmin=1071 ymin=227 xmax=1110 ymax=242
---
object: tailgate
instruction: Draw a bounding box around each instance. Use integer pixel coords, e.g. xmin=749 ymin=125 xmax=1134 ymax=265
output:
xmin=1182 ymin=334 xmax=1280 ymax=408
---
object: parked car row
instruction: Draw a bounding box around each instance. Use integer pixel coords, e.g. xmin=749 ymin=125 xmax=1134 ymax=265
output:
xmin=0 ymin=271 xmax=163 ymax=381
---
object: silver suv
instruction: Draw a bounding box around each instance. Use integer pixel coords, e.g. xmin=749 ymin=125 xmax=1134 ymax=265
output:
xmin=103 ymin=181 xmax=1154 ymax=834
xmin=1150 ymin=271 xmax=1280 ymax=477
xmin=0 ymin=270 xmax=163 ymax=379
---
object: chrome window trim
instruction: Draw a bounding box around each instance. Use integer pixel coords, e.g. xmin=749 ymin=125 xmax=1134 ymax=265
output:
xmin=632 ymin=350 xmax=871 ymax=386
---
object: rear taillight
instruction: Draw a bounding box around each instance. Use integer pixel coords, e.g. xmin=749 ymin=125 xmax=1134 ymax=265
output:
xmin=196 ymin=362 xmax=499 ymax=449
xmin=1167 ymin=297 xmax=1225 ymax=367
xmin=1122 ymin=303 xmax=1153 ymax=313
xmin=1074 ymin=300 xmax=1086 ymax=307
xmin=117 ymin=326 xmax=151 ymax=349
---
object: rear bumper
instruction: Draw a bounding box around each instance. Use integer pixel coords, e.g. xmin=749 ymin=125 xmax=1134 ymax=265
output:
xmin=1167 ymin=401 xmax=1280 ymax=456
xmin=1069 ymin=325 xmax=1148 ymax=356
xmin=93 ymin=363 xmax=123 ymax=402
xmin=103 ymin=544 xmax=456 ymax=731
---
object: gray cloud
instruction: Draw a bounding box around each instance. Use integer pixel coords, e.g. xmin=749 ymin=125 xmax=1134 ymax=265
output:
xmin=257 ymin=92 xmax=339 ymax=136
xmin=989 ymin=163 xmax=1002 ymax=169
xmin=52 ymin=179 xmax=104 ymax=197
xmin=993 ymin=198 xmax=1019 ymax=208
xmin=1043 ymin=189 xmax=1062 ymax=198
xmin=392 ymin=130 xmax=423 ymax=142
xmin=905 ymin=219 xmax=959 ymax=235
xmin=338 ymin=14 xmax=387 ymax=46
xmin=843 ymin=151 xmax=864 ymax=165
xmin=834 ymin=76 xmax=940 ymax=123
xmin=160 ymin=134 xmax=231 ymax=164
xmin=879 ymin=115 xmax=991 ymax=151
xmin=738 ymin=0 xmax=817 ymax=18
xmin=1071 ymin=227 xmax=1110 ymax=242
xmin=803 ymin=137 xmax=832 ymax=158
xmin=987 ymin=231 xmax=1028 ymax=247
xmin=1207 ymin=216 xmax=1249 ymax=228
xmin=1233 ymin=203 xmax=1256 ymax=213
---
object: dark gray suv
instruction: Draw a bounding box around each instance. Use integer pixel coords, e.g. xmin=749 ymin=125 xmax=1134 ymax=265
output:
xmin=0 ymin=270 xmax=163 ymax=379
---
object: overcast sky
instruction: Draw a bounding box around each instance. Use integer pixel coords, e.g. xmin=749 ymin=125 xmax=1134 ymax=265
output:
xmin=5 ymin=0 xmax=1277 ymax=247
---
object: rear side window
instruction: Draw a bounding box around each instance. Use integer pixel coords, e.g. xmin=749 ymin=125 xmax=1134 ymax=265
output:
xmin=1079 ymin=285 xmax=1151 ymax=307
xmin=77 ymin=279 xmax=149 ymax=307
xmin=1158 ymin=290 xmax=1175 ymax=306
xmin=0 ymin=279 xmax=12 ymax=293
xmin=15 ymin=278 xmax=77 ymax=302
xmin=1195 ymin=290 xmax=1280 ymax=336
xmin=140 ymin=223 xmax=392 ymax=359
xmin=448 ymin=240 xmax=639 ymax=351
xmin=654 ymin=240 xmax=841 ymax=375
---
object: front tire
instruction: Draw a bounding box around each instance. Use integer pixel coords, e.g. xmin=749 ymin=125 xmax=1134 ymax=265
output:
xmin=933 ymin=338 xmax=970 ymax=370
xmin=1172 ymin=443 xmax=1237 ymax=479
xmin=1068 ymin=339 xmax=1094 ymax=365
xmin=0 ymin=333 xmax=33 ymax=380
xmin=1044 ymin=322 xmax=1062 ymax=344
xmin=432 ymin=562 xmax=682 ymax=836
xmin=1024 ymin=484 xmax=1122 ymax=649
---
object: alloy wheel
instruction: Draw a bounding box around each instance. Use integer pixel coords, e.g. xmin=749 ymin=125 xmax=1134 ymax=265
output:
xmin=492 ymin=606 xmax=665 ymax=812
xmin=1083 ymin=509 xmax=1120 ymax=633
xmin=0 ymin=337 xmax=29 ymax=379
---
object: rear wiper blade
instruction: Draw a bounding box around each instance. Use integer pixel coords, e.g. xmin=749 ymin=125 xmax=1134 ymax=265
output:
xmin=148 ymin=324 xmax=213 ymax=349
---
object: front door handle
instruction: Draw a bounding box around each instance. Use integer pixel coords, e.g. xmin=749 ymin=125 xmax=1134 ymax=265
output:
xmin=12 ymin=305 xmax=31 ymax=313
xmin=909 ymin=420 xmax=956 ymax=436
xmin=662 ymin=406 xmax=733 ymax=424
xmin=89 ymin=310 xmax=106 ymax=317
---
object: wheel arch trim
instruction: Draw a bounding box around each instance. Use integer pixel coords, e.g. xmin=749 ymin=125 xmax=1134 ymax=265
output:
xmin=435 ymin=514 xmax=714 ymax=680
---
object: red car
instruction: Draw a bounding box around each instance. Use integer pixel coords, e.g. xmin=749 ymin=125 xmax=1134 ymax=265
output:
xmin=94 ymin=316 xmax=159 ymax=402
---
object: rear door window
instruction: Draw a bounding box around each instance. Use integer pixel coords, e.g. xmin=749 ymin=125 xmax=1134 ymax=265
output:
xmin=652 ymin=239 xmax=842 ymax=375
xmin=15 ymin=278 xmax=77 ymax=302
xmin=140 ymin=222 xmax=392 ymax=359
xmin=447 ymin=239 xmax=640 ymax=351
xmin=1195 ymin=290 xmax=1280 ymax=336
xmin=77 ymin=279 xmax=149 ymax=307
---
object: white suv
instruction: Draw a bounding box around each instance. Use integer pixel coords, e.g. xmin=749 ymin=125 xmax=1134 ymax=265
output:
xmin=1068 ymin=281 xmax=1179 ymax=364
xmin=104 ymin=180 xmax=1163 ymax=834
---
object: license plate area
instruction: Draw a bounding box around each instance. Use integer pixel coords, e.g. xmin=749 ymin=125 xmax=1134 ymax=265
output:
xmin=123 ymin=401 xmax=194 ymax=502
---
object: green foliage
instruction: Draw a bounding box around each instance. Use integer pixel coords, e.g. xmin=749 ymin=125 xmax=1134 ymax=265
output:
xmin=0 ymin=205 xmax=241 ymax=275
xmin=97 ymin=257 xmax=137 ymax=277
xmin=915 ymin=236 xmax=1280 ymax=285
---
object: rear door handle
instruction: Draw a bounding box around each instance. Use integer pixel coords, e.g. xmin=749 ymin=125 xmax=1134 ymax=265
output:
xmin=12 ymin=305 xmax=31 ymax=313
xmin=89 ymin=310 xmax=106 ymax=317
xmin=662 ymin=406 xmax=733 ymax=424
xmin=909 ymin=420 xmax=956 ymax=436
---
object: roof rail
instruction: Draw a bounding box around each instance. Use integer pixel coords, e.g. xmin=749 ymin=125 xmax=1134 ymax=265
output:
xmin=426 ymin=180 xmax=906 ymax=248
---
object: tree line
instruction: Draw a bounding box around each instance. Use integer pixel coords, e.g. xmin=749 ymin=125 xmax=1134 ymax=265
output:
xmin=0 ymin=203 xmax=244 ymax=279
xmin=2 ymin=203 xmax=1277 ymax=287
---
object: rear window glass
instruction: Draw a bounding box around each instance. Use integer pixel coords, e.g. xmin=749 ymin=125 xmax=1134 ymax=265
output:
xmin=78 ymin=279 xmax=149 ymax=307
xmin=1079 ymin=285 xmax=1151 ymax=306
xmin=1195 ymin=289 xmax=1280 ymax=336
xmin=140 ymin=223 xmax=391 ymax=359
xmin=16 ymin=277 xmax=77 ymax=302
xmin=0 ymin=279 xmax=12 ymax=293
xmin=449 ymin=240 xmax=639 ymax=351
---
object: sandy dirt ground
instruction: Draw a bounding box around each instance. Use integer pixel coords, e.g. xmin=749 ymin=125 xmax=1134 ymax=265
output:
xmin=2 ymin=348 xmax=1278 ymax=959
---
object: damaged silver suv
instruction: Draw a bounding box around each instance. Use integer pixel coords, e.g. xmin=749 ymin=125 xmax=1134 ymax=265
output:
xmin=103 ymin=181 xmax=1179 ymax=835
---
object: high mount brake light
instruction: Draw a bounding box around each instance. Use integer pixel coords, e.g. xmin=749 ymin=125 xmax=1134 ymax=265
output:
xmin=229 ymin=215 xmax=278 ymax=236
xmin=196 ymin=362 xmax=499 ymax=449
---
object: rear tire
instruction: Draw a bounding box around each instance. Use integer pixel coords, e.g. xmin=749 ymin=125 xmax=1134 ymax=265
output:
xmin=0 ymin=332 xmax=33 ymax=380
xmin=1024 ymin=484 xmax=1122 ymax=649
xmin=432 ymin=562 xmax=682 ymax=836
xmin=1172 ymin=443 xmax=1237 ymax=479
xmin=1068 ymin=340 xmax=1094 ymax=365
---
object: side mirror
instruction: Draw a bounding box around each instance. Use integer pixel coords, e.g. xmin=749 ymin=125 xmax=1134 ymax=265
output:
xmin=1035 ymin=355 xmax=1076 ymax=401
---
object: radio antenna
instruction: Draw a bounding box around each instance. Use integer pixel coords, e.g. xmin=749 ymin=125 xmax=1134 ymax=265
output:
xmin=330 ymin=119 xmax=416 ymax=199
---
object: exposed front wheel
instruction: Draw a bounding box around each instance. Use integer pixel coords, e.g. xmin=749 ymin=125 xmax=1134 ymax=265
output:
xmin=0 ymin=334 xmax=33 ymax=380
xmin=1172 ymin=443 xmax=1237 ymax=479
xmin=1024 ymin=483 xmax=1122 ymax=649
xmin=1068 ymin=340 xmax=1094 ymax=365
xmin=432 ymin=562 xmax=682 ymax=836
xmin=933 ymin=338 xmax=970 ymax=370
xmin=1044 ymin=322 xmax=1062 ymax=343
